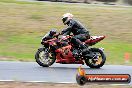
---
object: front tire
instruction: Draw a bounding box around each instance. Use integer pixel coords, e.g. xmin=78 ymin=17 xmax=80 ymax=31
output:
xmin=35 ymin=48 xmax=56 ymax=67
xmin=85 ymin=48 xmax=106 ymax=68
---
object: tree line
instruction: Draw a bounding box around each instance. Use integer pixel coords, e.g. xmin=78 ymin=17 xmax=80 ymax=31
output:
xmin=38 ymin=0 xmax=132 ymax=5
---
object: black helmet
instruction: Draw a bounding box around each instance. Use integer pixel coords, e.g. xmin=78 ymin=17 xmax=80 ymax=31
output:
xmin=62 ymin=13 xmax=73 ymax=25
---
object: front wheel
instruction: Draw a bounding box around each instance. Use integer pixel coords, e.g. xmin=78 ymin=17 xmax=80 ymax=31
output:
xmin=35 ymin=48 xmax=56 ymax=67
xmin=85 ymin=48 xmax=106 ymax=68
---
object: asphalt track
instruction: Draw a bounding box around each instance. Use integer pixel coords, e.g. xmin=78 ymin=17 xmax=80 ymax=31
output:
xmin=0 ymin=61 xmax=132 ymax=85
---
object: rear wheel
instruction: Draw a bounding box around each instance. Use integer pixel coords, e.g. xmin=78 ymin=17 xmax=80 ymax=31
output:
xmin=85 ymin=48 xmax=106 ymax=68
xmin=35 ymin=48 xmax=56 ymax=67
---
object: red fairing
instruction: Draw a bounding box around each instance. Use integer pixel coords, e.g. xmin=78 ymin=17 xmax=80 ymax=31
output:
xmin=55 ymin=45 xmax=84 ymax=64
xmin=54 ymin=35 xmax=105 ymax=64
xmin=85 ymin=36 xmax=105 ymax=45
xmin=41 ymin=34 xmax=105 ymax=65
xmin=55 ymin=45 xmax=73 ymax=62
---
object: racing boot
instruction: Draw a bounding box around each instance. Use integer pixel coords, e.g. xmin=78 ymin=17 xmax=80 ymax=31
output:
xmin=72 ymin=48 xmax=81 ymax=60
xmin=79 ymin=44 xmax=94 ymax=58
xmin=71 ymin=38 xmax=93 ymax=59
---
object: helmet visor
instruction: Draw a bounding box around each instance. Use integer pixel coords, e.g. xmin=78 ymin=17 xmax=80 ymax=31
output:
xmin=62 ymin=17 xmax=68 ymax=24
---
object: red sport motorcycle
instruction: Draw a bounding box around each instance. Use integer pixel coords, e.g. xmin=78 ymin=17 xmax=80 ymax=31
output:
xmin=35 ymin=30 xmax=106 ymax=68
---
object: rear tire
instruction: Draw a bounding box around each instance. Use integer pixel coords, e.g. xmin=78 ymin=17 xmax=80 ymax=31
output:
xmin=35 ymin=48 xmax=56 ymax=67
xmin=85 ymin=48 xmax=106 ymax=68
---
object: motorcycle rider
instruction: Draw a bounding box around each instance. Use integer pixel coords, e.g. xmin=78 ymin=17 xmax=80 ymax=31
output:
xmin=61 ymin=13 xmax=92 ymax=58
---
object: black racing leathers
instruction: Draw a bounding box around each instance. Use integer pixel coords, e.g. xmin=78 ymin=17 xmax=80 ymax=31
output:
xmin=61 ymin=19 xmax=90 ymax=49
xmin=61 ymin=19 xmax=89 ymax=36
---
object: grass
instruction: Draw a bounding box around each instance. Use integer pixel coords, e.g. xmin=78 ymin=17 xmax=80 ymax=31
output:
xmin=0 ymin=0 xmax=132 ymax=64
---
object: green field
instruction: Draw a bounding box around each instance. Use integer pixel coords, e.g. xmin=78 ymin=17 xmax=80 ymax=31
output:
xmin=0 ymin=0 xmax=132 ymax=64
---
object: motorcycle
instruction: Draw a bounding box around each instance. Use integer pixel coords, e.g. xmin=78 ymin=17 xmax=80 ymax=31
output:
xmin=35 ymin=30 xmax=106 ymax=68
